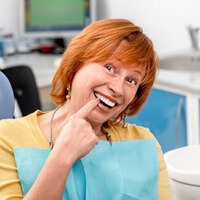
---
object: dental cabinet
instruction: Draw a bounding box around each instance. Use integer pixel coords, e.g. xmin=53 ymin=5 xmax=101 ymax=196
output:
xmin=127 ymin=67 xmax=200 ymax=153
xmin=126 ymin=88 xmax=187 ymax=153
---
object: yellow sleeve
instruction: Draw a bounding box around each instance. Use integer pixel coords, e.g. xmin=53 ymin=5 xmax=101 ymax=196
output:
xmin=157 ymin=143 xmax=174 ymax=200
xmin=0 ymin=120 xmax=23 ymax=200
xmin=146 ymin=131 xmax=174 ymax=199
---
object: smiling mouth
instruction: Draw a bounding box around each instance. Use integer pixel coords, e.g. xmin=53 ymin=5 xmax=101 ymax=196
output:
xmin=94 ymin=92 xmax=116 ymax=108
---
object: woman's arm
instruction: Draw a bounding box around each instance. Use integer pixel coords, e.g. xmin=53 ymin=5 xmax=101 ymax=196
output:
xmin=24 ymin=99 xmax=99 ymax=199
xmin=23 ymin=146 xmax=74 ymax=200
xmin=0 ymin=120 xmax=24 ymax=199
xmin=0 ymin=118 xmax=97 ymax=200
xmin=157 ymin=144 xmax=174 ymax=200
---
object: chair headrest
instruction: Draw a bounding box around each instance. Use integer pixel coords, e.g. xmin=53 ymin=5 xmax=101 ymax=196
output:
xmin=0 ymin=71 xmax=15 ymax=119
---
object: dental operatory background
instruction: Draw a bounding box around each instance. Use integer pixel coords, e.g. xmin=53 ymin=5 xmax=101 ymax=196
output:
xmin=1 ymin=0 xmax=200 ymax=55
xmin=0 ymin=1 xmax=200 ymax=200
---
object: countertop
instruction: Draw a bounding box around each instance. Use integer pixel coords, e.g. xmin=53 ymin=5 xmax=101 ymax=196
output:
xmin=156 ymin=50 xmax=200 ymax=95
xmin=155 ymin=69 xmax=200 ymax=95
xmin=2 ymin=52 xmax=200 ymax=95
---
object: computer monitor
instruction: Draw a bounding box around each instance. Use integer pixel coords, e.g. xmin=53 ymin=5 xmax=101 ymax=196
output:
xmin=19 ymin=0 xmax=96 ymax=40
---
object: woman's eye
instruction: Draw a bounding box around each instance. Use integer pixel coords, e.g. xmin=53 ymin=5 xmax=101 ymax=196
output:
xmin=105 ymin=65 xmax=115 ymax=73
xmin=127 ymin=77 xmax=137 ymax=85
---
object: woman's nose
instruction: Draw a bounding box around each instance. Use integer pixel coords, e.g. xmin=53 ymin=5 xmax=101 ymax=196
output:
xmin=108 ymin=78 xmax=124 ymax=96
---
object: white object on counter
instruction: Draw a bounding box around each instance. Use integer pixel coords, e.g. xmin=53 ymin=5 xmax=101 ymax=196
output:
xmin=164 ymin=145 xmax=200 ymax=200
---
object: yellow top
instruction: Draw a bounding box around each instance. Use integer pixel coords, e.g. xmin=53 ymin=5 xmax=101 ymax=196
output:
xmin=0 ymin=110 xmax=173 ymax=199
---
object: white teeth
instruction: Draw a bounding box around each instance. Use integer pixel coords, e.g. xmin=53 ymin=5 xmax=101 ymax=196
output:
xmin=95 ymin=92 xmax=115 ymax=107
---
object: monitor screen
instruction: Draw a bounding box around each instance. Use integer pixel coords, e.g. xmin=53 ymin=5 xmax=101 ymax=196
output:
xmin=19 ymin=0 xmax=96 ymax=39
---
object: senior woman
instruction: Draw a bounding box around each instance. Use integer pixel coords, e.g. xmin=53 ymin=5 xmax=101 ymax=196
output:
xmin=0 ymin=18 xmax=173 ymax=199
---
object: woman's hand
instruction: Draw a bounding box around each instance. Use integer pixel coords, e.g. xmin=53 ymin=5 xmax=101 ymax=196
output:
xmin=53 ymin=99 xmax=100 ymax=163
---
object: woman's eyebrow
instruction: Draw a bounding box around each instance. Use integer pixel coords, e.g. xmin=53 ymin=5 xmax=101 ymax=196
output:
xmin=129 ymin=69 xmax=144 ymax=77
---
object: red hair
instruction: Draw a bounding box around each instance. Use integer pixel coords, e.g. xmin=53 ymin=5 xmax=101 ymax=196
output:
xmin=51 ymin=18 xmax=158 ymax=116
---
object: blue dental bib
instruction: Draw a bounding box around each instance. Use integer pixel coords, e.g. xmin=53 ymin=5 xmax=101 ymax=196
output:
xmin=14 ymin=140 xmax=158 ymax=200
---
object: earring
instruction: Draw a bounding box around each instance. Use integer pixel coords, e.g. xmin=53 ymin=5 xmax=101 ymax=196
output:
xmin=122 ymin=112 xmax=127 ymax=128
xmin=66 ymin=85 xmax=71 ymax=100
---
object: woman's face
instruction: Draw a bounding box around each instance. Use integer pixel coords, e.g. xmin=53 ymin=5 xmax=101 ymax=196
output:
xmin=70 ymin=58 xmax=145 ymax=126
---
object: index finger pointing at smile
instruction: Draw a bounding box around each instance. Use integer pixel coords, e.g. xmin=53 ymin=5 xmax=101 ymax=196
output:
xmin=75 ymin=98 xmax=99 ymax=119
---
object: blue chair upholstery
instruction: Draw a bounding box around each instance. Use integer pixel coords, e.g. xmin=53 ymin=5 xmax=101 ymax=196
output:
xmin=0 ymin=71 xmax=15 ymax=119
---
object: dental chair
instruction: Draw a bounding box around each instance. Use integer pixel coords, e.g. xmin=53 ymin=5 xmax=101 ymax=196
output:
xmin=1 ymin=65 xmax=41 ymax=116
xmin=0 ymin=71 xmax=15 ymax=119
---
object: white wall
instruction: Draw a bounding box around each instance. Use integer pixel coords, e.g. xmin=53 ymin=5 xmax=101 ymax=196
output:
xmin=96 ymin=0 xmax=200 ymax=56
xmin=0 ymin=1 xmax=19 ymax=38
xmin=0 ymin=0 xmax=200 ymax=56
